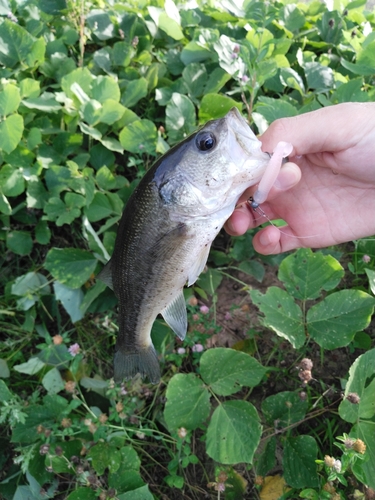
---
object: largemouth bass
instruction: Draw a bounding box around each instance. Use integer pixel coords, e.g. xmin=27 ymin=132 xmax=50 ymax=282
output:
xmin=98 ymin=107 xmax=270 ymax=384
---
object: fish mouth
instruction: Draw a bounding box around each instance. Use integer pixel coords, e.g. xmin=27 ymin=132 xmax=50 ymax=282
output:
xmin=225 ymin=107 xmax=264 ymax=157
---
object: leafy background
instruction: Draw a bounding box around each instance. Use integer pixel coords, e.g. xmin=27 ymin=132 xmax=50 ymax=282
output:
xmin=0 ymin=0 xmax=374 ymax=499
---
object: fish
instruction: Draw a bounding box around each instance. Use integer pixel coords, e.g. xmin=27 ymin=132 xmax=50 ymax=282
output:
xmin=97 ymin=107 xmax=271 ymax=384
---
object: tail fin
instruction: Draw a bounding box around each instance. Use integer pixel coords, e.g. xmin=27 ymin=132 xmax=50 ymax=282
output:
xmin=113 ymin=345 xmax=161 ymax=384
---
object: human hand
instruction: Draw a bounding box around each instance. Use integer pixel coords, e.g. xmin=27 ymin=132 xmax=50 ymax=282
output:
xmin=225 ymin=102 xmax=375 ymax=254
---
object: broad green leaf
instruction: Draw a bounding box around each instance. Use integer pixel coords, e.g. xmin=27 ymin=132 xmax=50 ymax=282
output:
xmin=87 ymin=441 xmax=122 ymax=475
xmin=199 ymin=93 xmax=242 ymax=122
xmin=339 ymin=348 xmax=375 ymax=424
xmin=108 ymin=446 xmax=144 ymax=493
xmin=166 ymin=93 xmax=196 ymax=143
xmin=0 ymin=164 xmax=25 ymax=197
xmin=283 ymin=436 xmax=319 ymax=488
xmin=27 ymin=127 xmax=42 ymax=150
xmin=203 ymin=67 xmax=231 ymax=94
xmin=6 ymin=230 xmax=33 ymax=256
xmin=0 ymin=192 xmax=11 ymax=214
xmin=180 ymin=41 xmax=213 ymax=65
xmin=53 ymin=281 xmax=84 ymax=323
xmin=119 ymin=119 xmax=158 ymax=155
xmin=365 ymin=268 xmax=375 ymax=295
xmin=182 ymin=63 xmax=207 ymax=98
xmin=86 ymin=192 xmax=116 ymax=222
xmin=331 ymin=78 xmax=369 ymax=104
xmin=206 ymin=400 xmax=261 ymax=464
xmin=305 ymin=62 xmax=334 ymax=90
xmin=39 ymin=0 xmax=67 ymax=15
xmin=66 ymin=488 xmax=97 ymax=500
xmin=44 ymin=248 xmax=97 ymax=289
xmin=0 ymin=20 xmax=36 ymax=68
xmin=96 ymin=165 xmax=117 ymax=190
xmin=262 ymin=391 xmax=308 ymax=427
xmin=351 ymin=421 xmax=375 ymax=489
xmin=200 ymin=348 xmax=267 ymax=396
xmin=86 ymin=10 xmax=114 ymax=40
xmin=35 ymin=220 xmax=51 ymax=245
xmin=22 ymin=92 xmax=61 ymax=112
xmin=0 ymin=84 xmax=21 ymax=115
xmin=257 ymin=436 xmax=276 ymax=476
xmin=121 ymin=78 xmax=148 ymax=108
xmin=0 ymin=114 xmax=24 ymax=154
xmin=164 ymin=373 xmax=211 ymax=431
xmin=100 ymin=99 xmax=126 ymax=125
xmin=250 ymin=287 xmax=305 ymax=348
xmin=317 ymin=10 xmax=345 ymax=44
xmin=281 ymin=4 xmax=306 ymax=31
xmin=112 ymin=41 xmax=133 ymax=67
xmin=42 ymin=368 xmax=65 ymax=394
xmin=61 ymin=67 xmax=93 ymax=100
xmin=278 ymin=248 xmax=344 ymax=300
xmin=19 ymin=78 xmax=40 ymax=98
xmin=307 ymin=290 xmax=375 ymax=349
xmin=91 ymin=75 xmax=120 ymax=103
xmin=255 ymin=96 xmax=297 ymax=124
xmin=13 ymin=357 xmax=45 ymax=375
xmin=82 ymin=99 xmax=102 ymax=126
xmin=0 ymin=379 xmax=12 ymax=400
xmin=12 ymin=271 xmax=49 ymax=298
xmin=148 ymin=7 xmax=184 ymax=40
xmin=117 ymin=485 xmax=154 ymax=500
xmin=0 ymin=359 xmax=10 ymax=378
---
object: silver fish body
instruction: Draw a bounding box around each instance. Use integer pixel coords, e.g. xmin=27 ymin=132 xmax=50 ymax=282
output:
xmin=98 ymin=107 xmax=270 ymax=383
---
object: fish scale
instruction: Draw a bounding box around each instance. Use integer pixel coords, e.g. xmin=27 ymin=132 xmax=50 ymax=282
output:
xmin=98 ymin=107 xmax=271 ymax=383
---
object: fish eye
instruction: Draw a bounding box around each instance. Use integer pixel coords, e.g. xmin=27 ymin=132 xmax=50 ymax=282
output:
xmin=195 ymin=132 xmax=216 ymax=152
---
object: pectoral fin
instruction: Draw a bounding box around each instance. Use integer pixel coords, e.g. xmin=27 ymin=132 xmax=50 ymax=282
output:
xmin=161 ymin=289 xmax=187 ymax=340
xmin=97 ymin=260 xmax=114 ymax=290
xmin=187 ymin=244 xmax=211 ymax=286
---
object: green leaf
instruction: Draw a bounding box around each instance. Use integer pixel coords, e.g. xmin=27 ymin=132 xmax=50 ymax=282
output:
xmin=250 ymin=287 xmax=305 ymax=348
xmin=0 ymin=359 xmax=10 ymax=378
xmin=0 ymin=164 xmax=25 ymax=197
xmin=53 ymin=281 xmax=84 ymax=323
xmin=206 ymin=400 xmax=262 ymax=464
xmin=44 ymin=248 xmax=97 ymax=289
xmin=305 ymin=62 xmax=334 ymax=90
xmin=39 ymin=0 xmax=67 ymax=15
xmin=0 ymin=192 xmax=11 ymax=214
xmin=351 ymin=420 xmax=375 ymax=489
xmin=91 ymin=75 xmax=120 ymax=103
xmin=117 ymin=485 xmax=154 ymax=500
xmin=108 ymin=446 xmax=144 ymax=493
xmin=281 ymin=4 xmax=306 ymax=31
xmin=0 ymin=114 xmax=24 ymax=154
xmin=199 ymin=93 xmax=242 ymax=122
xmin=203 ymin=67 xmax=231 ymax=94
xmin=121 ymin=78 xmax=148 ymax=108
xmin=86 ymin=9 xmax=114 ymax=40
xmin=200 ymin=348 xmax=267 ymax=396
xmin=278 ymin=249 xmax=344 ymax=300
xmin=181 ymin=41 xmax=213 ymax=65
xmin=86 ymin=192 xmax=116 ymax=222
xmin=22 ymin=92 xmax=61 ymax=112
xmin=339 ymin=348 xmax=375 ymax=424
xmin=0 ymin=379 xmax=12 ymax=400
xmin=164 ymin=373 xmax=211 ymax=431
xmin=27 ymin=127 xmax=42 ymax=150
xmin=307 ymin=290 xmax=375 ymax=349
xmin=0 ymin=20 xmax=36 ymax=68
xmin=182 ymin=63 xmax=207 ymax=98
xmin=0 ymin=84 xmax=21 ymax=115
xmin=148 ymin=6 xmax=184 ymax=40
xmin=119 ymin=119 xmax=158 ymax=155
xmin=66 ymin=488 xmax=97 ymax=500
xmin=166 ymin=93 xmax=196 ymax=143
xmin=257 ymin=436 xmax=276 ymax=476
xmin=6 ymin=230 xmax=33 ymax=256
xmin=87 ymin=442 xmax=122 ymax=475
xmin=61 ymin=67 xmax=93 ymax=100
xmin=283 ymin=436 xmax=319 ymax=488
xmin=13 ymin=357 xmax=45 ymax=375
xmin=42 ymin=368 xmax=65 ymax=394
xmin=255 ymin=96 xmax=298 ymax=123
xmin=262 ymin=391 xmax=308 ymax=427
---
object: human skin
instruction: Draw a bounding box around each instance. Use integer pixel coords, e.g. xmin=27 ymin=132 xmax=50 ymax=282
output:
xmin=225 ymin=102 xmax=375 ymax=254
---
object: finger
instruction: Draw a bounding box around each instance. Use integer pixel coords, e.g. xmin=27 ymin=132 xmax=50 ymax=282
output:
xmin=252 ymin=225 xmax=302 ymax=254
xmin=224 ymin=203 xmax=254 ymax=236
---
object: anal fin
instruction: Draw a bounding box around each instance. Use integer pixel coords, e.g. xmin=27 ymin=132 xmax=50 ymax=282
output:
xmin=161 ymin=289 xmax=187 ymax=340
